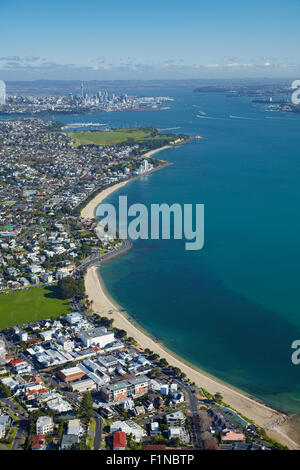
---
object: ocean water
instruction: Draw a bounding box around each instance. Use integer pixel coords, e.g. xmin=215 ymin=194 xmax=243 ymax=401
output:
xmin=10 ymin=87 xmax=300 ymax=413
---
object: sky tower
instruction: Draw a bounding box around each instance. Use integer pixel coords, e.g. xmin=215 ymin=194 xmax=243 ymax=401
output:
xmin=81 ymin=81 xmax=84 ymax=99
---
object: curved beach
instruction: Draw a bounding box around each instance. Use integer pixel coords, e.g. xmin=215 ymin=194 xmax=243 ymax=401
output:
xmin=81 ymin=146 xmax=172 ymax=220
xmin=81 ymin=147 xmax=300 ymax=450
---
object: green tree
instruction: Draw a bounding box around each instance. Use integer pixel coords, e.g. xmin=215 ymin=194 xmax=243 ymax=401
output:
xmin=71 ymin=441 xmax=91 ymax=450
xmin=213 ymin=392 xmax=223 ymax=403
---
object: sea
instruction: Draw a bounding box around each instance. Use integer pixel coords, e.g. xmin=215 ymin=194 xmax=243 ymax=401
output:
xmin=3 ymin=86 xmax=300 ymax=413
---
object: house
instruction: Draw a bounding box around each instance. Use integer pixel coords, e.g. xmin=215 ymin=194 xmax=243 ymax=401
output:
xmin=150 ymin=421 xmax=160 ymax=435
xmin=57 ymin=337 xmax=74 ymax=351
xmin=113 ymin=431 xmax=127 ymax=450
xmin=67 ymin=419 xmax=84 ymax=437
xmin=221 ymin=431 xmax=246 ymax=442
xmin=168 ymin=426 xmax=190 ymax=444
xmin=134 ymin=405 xmax=145 ymax=416
xmin=110 ymin=420 xmax=146 ymax=443
xmin=143 ymin=399 xmax=154 ymax=411
xmin=166 ymin=411 xmax=185 ymax=427
xmin=168 ymin=426 xmax=182 ymax=440
xmin=31 ymin=434 xmax=46 ymax=450
xmin=10 ymin=359 xmax=31 ymax=374
xmin=66 ymin=312 xmax=83 ymax=324
xmin=29 ymin=264 xmax=42 ymax=274
xmin=160 ymin=384 xmax=169 ymax=395
xmin=0 ymin=415 xmax=12 ymax=438
xmin=36 ymin=416 xmax=54 ymax=435
xmin=120 ymin=399 xmax=134 ymax=410
xmin=18 ymin=331 xmax=28 ymax=342
xmin=60 ymin=434 xmax=79 ymax=450
xmin=98 ymin=406 xmax=115 ymax=419
xmin=171 ymin=392 xmax=184 ymax=404
xmin=40 ymin=330 xmax=55 ymax=341
xmin=40 ymin=273 xmax=53 ymax=283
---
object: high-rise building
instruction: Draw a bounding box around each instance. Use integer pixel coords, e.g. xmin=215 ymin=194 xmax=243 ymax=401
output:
xmin=0 ymin=80 xmax=6 ymax=105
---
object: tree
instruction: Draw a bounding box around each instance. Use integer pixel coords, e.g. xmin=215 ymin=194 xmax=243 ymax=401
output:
xmin=78 ymin=391 xmax=93 ymax=426
xmin=151 ymin=368 xmax=162 ymax=378
xmin=159 ymin=358 xmax=168 ymax=367
xmin=71 ymin=441 xmax=91 ymax=450
xmin=115 ymin=329 xmax=127 ymax=339
xmin=0 ymin=383 xmax=12 ymax=398
xmin=57 ymin=275 xmax=84 ymax=300
xmin=213 ymin=392 xmax=223 ymax=403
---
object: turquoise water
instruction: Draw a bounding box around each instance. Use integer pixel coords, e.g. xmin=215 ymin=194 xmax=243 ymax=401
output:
xmin=97 ymin=89 xmax=300 ymax=413
xmin=15 ymin=87 xmax=300 ymax=413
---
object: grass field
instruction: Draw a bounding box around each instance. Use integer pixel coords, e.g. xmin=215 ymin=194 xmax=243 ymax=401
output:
xmin=0 ymin=286 xmax=71 ymax=329
xmin=69 ymin=127 xmax=169 ymax=147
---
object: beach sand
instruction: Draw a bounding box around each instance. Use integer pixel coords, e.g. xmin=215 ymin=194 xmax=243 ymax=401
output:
xmin=81 ymin=146 xmax=300 ymax=449
xmin=81 ymin=146 xmax=172 ymax=220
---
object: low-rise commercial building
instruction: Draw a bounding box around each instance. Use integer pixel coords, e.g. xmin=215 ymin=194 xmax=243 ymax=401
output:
xmin=78 ymin=327 xmax=114 ymax=348
xmin=57 ymin=366 xmax=85 ymax=382
xmin=101 ymin=376 xmax=150 ymax=402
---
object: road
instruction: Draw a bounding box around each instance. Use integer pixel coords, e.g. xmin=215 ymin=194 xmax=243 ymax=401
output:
xmin=171 ymin=378 xmax=202 ymax=449
xmin=93 ymin=414 xmax=103 ymax=450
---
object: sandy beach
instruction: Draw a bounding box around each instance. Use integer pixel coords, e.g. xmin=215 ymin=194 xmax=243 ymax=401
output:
xmin=81 ymin=146 xmax=300 ymax=450
xmin=81 ymin=146 xmax=172 ymax=220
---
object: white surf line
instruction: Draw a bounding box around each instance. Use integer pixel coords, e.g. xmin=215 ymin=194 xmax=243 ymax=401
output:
xmin=158 ymin=127 xmax=183 ymax=131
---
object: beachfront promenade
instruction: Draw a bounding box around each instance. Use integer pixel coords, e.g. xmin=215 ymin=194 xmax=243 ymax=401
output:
xmin=80 ymin=149 xmax=300 ymax=450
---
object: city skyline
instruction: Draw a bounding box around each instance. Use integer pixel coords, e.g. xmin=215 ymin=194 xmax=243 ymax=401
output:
xmin=0 ymin=0 xmax=299 ymax=80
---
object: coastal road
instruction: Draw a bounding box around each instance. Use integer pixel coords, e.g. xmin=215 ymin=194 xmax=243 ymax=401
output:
xmin=74 ymin=239 xmax=132 ymax=275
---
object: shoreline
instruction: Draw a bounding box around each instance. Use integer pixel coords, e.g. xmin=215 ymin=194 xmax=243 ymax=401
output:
xmin=80 ymin=145 xmax=172 ymax=220
xmin=81 ymin=145 xmax=300 ymax=449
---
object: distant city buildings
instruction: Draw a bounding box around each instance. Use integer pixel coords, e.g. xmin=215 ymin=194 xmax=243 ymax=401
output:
xmin=0 ymin=85 xmax=173 ymax=115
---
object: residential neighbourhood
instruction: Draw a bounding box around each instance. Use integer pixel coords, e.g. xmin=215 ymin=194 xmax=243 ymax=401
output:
xmin=0 ymin=116 xmax=288 ymax=452
xmin=0 ymin=305 xmax=282 ymax=451
xmin=0 ymin=118 xmax=185 ymax=295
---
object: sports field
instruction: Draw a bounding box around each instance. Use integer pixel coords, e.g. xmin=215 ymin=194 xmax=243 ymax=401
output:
xmin=0 ymin=286 xmax=71 ymax=329
xmin=69 ymin=127 xmax=168 ymax=147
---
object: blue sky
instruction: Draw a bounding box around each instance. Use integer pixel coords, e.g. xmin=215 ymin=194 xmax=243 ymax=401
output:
xmin=0 ymin=0 xmax=299 ymax=80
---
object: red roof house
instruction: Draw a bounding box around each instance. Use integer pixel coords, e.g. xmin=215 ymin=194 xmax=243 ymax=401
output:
xmin=32 ymin=434 xmax=46 ymax=450
xmin=113 ymin=431 xmax=127 ymax=450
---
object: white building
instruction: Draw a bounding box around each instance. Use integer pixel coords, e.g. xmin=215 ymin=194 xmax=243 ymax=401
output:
xmin=67 ymin=419 xmax=84 ymax=437
xmin=40 ymin=273 xmax=53 ymax=283
xmin=18 ymin=331 xmax=28 ymax=342
xmin=29 ymin=264 xmax=42 ymax=274
xmin=40 ymin=330 xmax=55 ymax=341
xmin=36 ymin=416 xmax=54 ymax=435
xmin=66 ymin=312 xmax=83 ymax=324
xmin=78 ymin=327 xmax=114 ymax=348
xmin=160 ymin=384 xmax=169 ymax=396
xmin=110 ymin=420 xmax=146 ymax=442
xmin=138 ymin=159 xmax=153 ymax=174
xmin=71 ymin=379 xmax=97 ymax=393
xmin=57 ymin=337 xmax=74 ymax=351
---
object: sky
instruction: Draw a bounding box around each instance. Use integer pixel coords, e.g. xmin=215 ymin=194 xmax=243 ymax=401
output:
xmin=0 ymin=0 xmax=299 ymax=80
